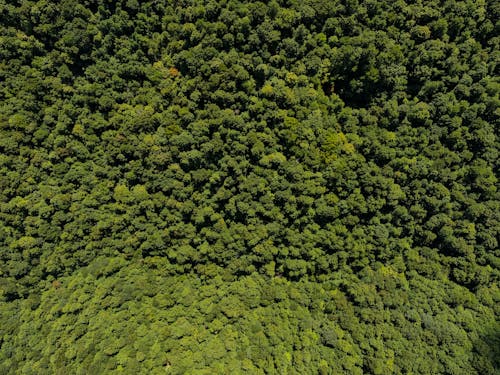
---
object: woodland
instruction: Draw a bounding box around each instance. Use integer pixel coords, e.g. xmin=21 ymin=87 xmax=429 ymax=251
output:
xmin=0 ymin=0 xmax=499 ymax=373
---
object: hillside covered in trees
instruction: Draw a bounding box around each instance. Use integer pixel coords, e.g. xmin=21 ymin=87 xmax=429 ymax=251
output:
xmin=0 ymin=0 xmax=499 ymax=373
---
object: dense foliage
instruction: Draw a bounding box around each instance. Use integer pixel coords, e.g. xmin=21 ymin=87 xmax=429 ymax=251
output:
xmin=0 ymin=0 xmax=499 ymax=373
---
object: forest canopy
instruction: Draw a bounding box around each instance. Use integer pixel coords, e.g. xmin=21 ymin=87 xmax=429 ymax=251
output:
xmin=0 ymin=0 xmax=499 ymax=373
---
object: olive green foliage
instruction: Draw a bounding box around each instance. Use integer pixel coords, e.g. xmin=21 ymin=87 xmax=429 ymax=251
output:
xmin=0 ymin=0 xmax=499 ymax=373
